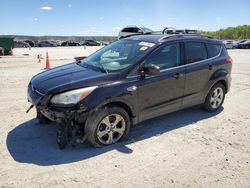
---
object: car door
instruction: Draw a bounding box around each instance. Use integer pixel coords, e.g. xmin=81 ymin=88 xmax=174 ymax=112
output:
xmin=137 ymin=42 xmax=185 ymax=122
xmin=182 ymin=41 xmax=216 ymax=108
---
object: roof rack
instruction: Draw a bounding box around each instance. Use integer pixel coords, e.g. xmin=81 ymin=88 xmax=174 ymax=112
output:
xmin=159 ymin=34 xmax=214 ymax=41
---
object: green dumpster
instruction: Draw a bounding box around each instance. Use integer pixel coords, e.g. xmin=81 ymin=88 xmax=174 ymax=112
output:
xmin=0 ymin=37 xmax=14 ymax=55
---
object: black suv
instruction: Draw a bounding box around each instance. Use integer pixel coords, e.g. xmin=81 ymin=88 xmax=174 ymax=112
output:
xmin=27 ymin=34 xmax=232 ymax=149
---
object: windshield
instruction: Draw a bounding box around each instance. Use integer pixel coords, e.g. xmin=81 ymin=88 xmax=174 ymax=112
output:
xmin=140 ymin=27 xmax=153 ymax=33
xmin=80 ymin=40 xmax=155 ymax=72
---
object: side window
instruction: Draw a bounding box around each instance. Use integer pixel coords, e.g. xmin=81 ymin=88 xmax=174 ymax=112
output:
xmin=166 ymin=30 xmax=174 ymax=34
xmin=144 ymin=43 xmax=180 ymax=71
xmin=185 ymin=42 xmax=207 ymax=64
xmin=132 ymin=28 xmax=140 ymax=33
xmin=206 ymin=43 xmax=221 ymax=58
xmin=122 ymin=28 xmax=135 ymax=33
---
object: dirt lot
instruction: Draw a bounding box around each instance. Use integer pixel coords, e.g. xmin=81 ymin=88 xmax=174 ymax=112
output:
xmin=0 ymin=47 xmax=249 ymax=188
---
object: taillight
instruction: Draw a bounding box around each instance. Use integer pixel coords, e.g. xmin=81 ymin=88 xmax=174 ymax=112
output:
xmin=225 ymin=57 xmax=232 ymax=63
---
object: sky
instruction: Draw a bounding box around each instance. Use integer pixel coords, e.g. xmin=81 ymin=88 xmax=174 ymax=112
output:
xmin=0 ymin=0 xmax=249 ymax=36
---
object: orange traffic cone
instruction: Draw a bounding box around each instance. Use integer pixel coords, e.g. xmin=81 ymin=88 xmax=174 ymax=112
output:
xmin=9 ymin=47 xmax=13 ymax=55
xmin=37 ymin=54 xmax=41 ymax=63
xmin=45 ymin=52 xmax=51 ymax=70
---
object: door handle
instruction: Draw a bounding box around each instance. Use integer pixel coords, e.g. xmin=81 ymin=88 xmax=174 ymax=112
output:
xmin=173 ymin=73 xmax=184 ymax=79
xmin=209 ymin=65 xmax=214 ymax=70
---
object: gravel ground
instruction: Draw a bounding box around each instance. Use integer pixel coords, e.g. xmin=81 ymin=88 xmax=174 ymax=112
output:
xmin=0 ymin=47 xmax=249 ymax=188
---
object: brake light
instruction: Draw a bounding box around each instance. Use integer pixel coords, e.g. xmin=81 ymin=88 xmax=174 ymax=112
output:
xmin=225 ymin=58 xmax=232 ymax=63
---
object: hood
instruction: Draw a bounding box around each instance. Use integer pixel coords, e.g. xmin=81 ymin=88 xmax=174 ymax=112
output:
xmin=31 ymin=62 xmax=116 ymax=94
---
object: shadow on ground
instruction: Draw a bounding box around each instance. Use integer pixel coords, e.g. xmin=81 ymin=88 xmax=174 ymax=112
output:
xmin=7 ymin=107 xmax=223 ymax=166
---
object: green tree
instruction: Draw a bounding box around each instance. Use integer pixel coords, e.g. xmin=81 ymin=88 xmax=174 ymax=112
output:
xmin=201 ymin=25 xmax=250 ymax=39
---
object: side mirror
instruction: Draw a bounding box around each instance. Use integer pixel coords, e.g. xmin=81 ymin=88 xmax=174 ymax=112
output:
xmin=74 ymin=56 xmax=87 ymax=61
xmin=142 ymin=64 xmax=160 ymax=76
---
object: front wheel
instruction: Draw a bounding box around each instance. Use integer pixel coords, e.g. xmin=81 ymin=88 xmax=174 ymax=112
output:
xmin=204 ymin=83 xmax=226 ymax=112
xmin=85 ymin=106 xmax=131 ymax=147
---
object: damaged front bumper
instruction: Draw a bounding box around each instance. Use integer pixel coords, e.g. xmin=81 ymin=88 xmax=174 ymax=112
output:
xmin=27 ymin=82 xmax=89 ymax=125
xmin=27 ymin=83 xmax=90 ymax=149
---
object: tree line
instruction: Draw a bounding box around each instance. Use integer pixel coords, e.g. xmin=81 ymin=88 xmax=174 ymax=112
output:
xmin=201 ymin=25 xmax=250 ymax=39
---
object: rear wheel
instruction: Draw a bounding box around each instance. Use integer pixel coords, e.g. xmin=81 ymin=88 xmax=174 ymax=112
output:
xmin=204 ymin=83 xmax=226 ymax=112
xmin=85 ymin=106 xmax=131 ymax=147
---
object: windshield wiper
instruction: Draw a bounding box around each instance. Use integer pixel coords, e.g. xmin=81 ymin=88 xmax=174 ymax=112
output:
xmin=77 ymin=60 xmax=108 ymax=74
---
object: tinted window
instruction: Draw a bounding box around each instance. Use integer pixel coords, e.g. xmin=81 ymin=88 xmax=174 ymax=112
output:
xmin=122 ymin=27 xmax=139 ymax=33
xmin=206 ymin=43 xmax=221 ymax=58
xmin=166 ymin=30 xmax=174 ymax=34
xmin=145 ymin=43 xmax=180 ymax=70
xmin=140 ymin=27 xmax=153 ymax=33
xmin=186 ymin=42 xmax=207 ymax=64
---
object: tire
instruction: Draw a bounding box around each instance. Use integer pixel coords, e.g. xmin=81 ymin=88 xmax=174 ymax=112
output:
xmin=204 ymin=83 xmax=226 ymax=112
xmin=57 ymin=124 xmax=68 ymax=149
xmin=85 ymin=106 xmax=131 ymax=147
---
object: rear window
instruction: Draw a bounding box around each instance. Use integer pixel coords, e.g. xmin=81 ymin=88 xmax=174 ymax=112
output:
xmin=206 ymin=43 xmax=221 ymax=58
xmin=185 ymin=42 xmax=207 ymax=64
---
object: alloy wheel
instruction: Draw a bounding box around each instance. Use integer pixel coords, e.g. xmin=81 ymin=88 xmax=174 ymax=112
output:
xmin=210 ymin=87 xmax=224 ymax=109
xmin=96 ymin=114 xmax=126 ymax=145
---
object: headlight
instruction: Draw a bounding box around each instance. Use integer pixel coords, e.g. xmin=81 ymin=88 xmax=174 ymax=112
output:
xmin=50 ymin=86 xmax=97 ymax=105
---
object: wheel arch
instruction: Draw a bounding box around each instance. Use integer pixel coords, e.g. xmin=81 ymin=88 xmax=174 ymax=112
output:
xmin=216 ymin=80 xmax=228 ymax=93
xmin=209 ymin=69 xmax=229 ymax=93
xmin=102 ymin=101 xmax=135 ymax=120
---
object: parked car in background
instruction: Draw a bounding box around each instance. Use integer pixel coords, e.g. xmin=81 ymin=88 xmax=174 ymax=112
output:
xmin=54 ymin=40 xmax=63 ymax=46
xmin=49 ymin=41 xmax=61 ymax=47
xmin=61 ymin=41 xmax=81 ymax=46
xmin=14 ymin=41 xmax=30 ymax=48
xmin=118 ymin=26 xmax=153 ymax=39
xmin=100 ymin=41 xmax=110 ymax=46
xmin=37 ymin=41 xmax=56 ymax=47
xmin=223 ymin=40 xmax=235 ymax=49
xmin=82 ymin=40 xmax=101 ymax=46
xmin=238 ymin=40 xmax=250 ymax=49
xmin=232 ymin=40 xmax=246 ymax=49
xmin=33 ymin=40 xmax=39 ymax=47
xmin=24 ymin=40 xmax=35 ymax=47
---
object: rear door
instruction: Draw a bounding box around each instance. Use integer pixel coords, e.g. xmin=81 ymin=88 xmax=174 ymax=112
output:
xmin=182 ymin=41 xmax=219 ymax=108
xmin=137 ymin=42 xmax=185 ymax=121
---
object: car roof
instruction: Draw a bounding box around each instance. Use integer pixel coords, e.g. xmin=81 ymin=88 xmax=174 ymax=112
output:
xmin=126 ymin=34 xmax=222 ymax=44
